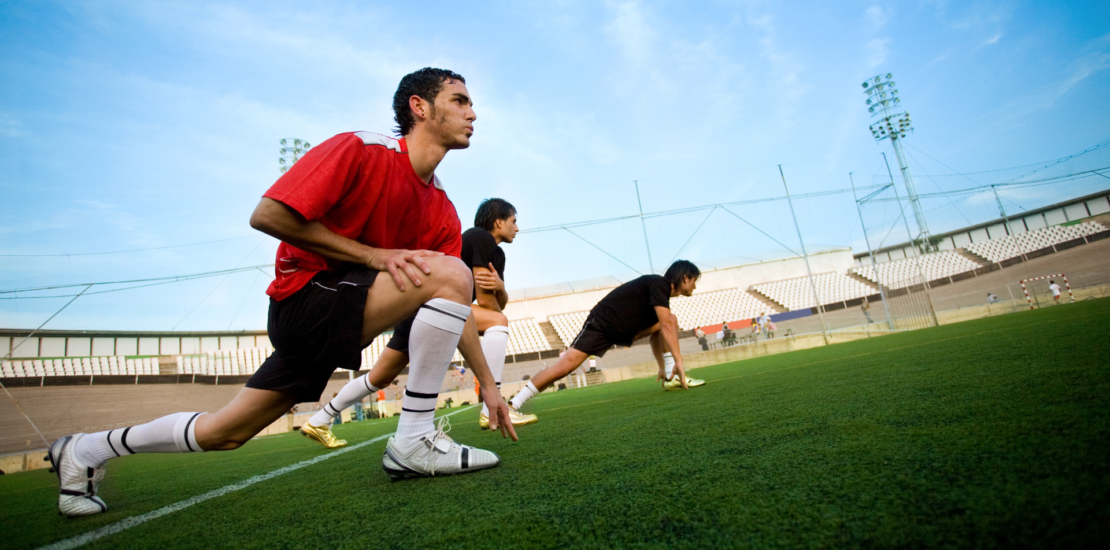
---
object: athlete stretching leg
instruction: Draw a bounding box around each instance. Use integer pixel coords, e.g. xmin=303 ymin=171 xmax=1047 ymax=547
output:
xmin=509 ymin=260 xmax=704 ymax=415
xmin=300 ymin=198 xmax=536 ymax=448
xmin=47 ymin=68 xmax=517 ymax=517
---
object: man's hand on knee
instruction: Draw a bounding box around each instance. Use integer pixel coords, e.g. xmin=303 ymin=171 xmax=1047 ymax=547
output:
xmin=369 ymin=248 xmax=444 ymax=291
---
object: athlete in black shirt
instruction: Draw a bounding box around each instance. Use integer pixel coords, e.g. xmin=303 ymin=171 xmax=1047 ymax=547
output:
xmin=462 ymin=200 xmax=537 ymax=428
xmin=300 ymin=199 xmax=534 ymax=447
xmin=509 ymin=260 xmax=702 ymax=414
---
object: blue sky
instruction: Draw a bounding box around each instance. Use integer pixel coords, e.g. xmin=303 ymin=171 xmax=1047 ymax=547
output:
xmin=1 ymin=0 xmax=1108 ymax=331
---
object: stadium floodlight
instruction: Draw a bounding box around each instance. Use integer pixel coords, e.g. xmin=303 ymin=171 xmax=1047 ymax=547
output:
xmin=863 ymin=73 xmax=931 ymax=253
xmin=278 ymin=138 xmax=311 ymax=173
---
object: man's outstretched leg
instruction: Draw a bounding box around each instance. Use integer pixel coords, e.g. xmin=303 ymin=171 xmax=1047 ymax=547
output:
xmin=509 ymin=348 xmax=590 ymax=411
xmin=54 ymin=387 xmax=295 ymax=517
xmin=302 ymin=348 xmax=408 ymax=448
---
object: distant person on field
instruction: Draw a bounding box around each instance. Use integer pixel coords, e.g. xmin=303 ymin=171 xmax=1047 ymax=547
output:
xmin=722 ymin=322 xmax=732 ymax=346
xmin=695 ymin=327 xmax=708 ymax=351
xmin=987 ymin=293 xmax=999 ymax=304
xmin=508 ymin=261 xmax=705 ymax=416
xmin=1048 ymin=280 xmax=1062 ymax=303
xmin=766 ymin=320 xmax=777 ymax=338
xmin=861 ymin=297 xmax=873 ymax=323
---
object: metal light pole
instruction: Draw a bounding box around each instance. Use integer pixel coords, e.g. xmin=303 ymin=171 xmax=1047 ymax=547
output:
xmin=883 ymin=153 xmax=940 ymax=327
xmin=633 ymin=180 xmax=655 ymax=274
xmin=863 ymin=73 xmax=932 ymax=253
xmin=279 ymin=138 xmax=312 ymax=173
xmin=779 ymin=165 xmax=828 ymax=341
xmin=850 ymin=172 xmax=896 ymax=331
xmin=991 ymin=184 xmax=1029 ymax=262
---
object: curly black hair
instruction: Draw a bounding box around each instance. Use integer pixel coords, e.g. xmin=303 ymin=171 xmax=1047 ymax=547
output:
xmin=474 ymin=198 xmax=517 ymax=231
xmin=392 ymin=67 xmax=466 ymax=137
xmin=664 ymin=260 xmax=701 ymax=287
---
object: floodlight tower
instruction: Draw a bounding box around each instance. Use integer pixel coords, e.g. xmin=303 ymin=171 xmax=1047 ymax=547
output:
xmin=862 ymin=73 xmax=932 ymax=252
xmin=278 ymin=138 xmax=311 ymax=173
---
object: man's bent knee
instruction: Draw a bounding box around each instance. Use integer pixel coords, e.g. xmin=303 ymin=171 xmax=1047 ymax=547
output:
xmin=427 ymin=256 xmax=472 ymax=302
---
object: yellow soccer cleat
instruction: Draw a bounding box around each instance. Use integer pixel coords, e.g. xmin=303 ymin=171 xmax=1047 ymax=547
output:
xmin=300 ymin=421 xmax=348 ymax=448
xmin=479 ymin=406 xmax=538 ymax=430
xmin=663 ymin=375 xmax=706 ymax=391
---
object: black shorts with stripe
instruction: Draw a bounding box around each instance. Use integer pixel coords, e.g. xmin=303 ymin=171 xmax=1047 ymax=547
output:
xmin=568 ymin=318 xmax=628 ymax=357
xmin=246 ymin=267 xmax=378 ymax=403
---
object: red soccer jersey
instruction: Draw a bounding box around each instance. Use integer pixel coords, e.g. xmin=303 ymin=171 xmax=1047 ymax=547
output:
xmin=262 ymin=131 xmax=462 ymax=301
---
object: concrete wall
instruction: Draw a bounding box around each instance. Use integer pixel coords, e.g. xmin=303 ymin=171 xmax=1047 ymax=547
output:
xmin=0 ymin=333 xmax=275 ymax=361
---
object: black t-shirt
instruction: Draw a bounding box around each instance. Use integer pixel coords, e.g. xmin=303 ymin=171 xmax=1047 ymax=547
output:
xmin=461 ymin=227 xmax=505 ymax=302
xmin=588 ymin=274 xmax=671 ymax=343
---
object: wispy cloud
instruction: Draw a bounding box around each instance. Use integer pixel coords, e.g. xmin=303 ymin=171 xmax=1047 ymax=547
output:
xmin=865 ymin=5 xmax=887 ymax=28
xmin=0 ymin=115 xmax=26 ymax=137
xmin=866 ymin=37 xmax=891 ymax=69
xmin=1049 ymin=36 xmax=1110 ymax=105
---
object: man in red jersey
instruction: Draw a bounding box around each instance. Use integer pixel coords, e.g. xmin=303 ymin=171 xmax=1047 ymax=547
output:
xmin=46 ymin=68 xmax=517 ymax=517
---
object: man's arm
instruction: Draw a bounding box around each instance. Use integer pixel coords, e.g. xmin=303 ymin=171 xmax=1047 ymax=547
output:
xmin=457 ymin=314 xmax=518 ymax=440
xmin=250 ymin=197 xmax=441 ymax=291
xmin=473 ymin=264 xmax=508 ymax=310
xmin=654 ymin=305 xmax=687 ymax=389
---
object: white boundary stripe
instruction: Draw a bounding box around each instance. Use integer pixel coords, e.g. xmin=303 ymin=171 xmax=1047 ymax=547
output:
xmin=40 ymin=405 xmax=476 ymax=550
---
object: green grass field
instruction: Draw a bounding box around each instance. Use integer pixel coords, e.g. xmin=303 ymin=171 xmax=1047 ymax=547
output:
xmin=3 ymin=299 xmax=1109 ymax=549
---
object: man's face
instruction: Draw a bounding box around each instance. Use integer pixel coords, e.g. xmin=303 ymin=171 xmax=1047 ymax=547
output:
xmin=679 ymin=276 xmax=697 ymax=296
xmin=495 ymin=214 xmax=519 ymax=244
xmin=423 ymin=79 xmax=476 ymax=149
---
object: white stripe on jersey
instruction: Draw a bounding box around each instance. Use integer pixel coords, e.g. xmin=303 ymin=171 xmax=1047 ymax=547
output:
xmin=354 ymin=131 xmax=445 ymax=190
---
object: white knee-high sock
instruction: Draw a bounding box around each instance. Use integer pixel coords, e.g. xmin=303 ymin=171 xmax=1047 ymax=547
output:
xmin=395 ymin=298 xmax=470 ymax=448
xmin=479 ymin=325 xmax=509 ymax=417
xmin=510 ymin=381 xmax=539 ymax=410
xmin=664 ymin=352 xmax=675 ymax=379
xmin=74 ymin=412 xmax=205 ymax=468
xmin=310 ymin=374 xmax=380 ymax=426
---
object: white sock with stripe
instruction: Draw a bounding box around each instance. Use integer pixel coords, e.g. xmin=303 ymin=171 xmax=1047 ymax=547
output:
xmin=664 ymin=352 xmax=675 ymax=379
xmin=479 ymin=325 xmax=509 ymax=417
xmin=395 ymin=298 xmax=470 ymax=449
xmin=74 ymin=412 xmax=205 ymax=468
xmin=510 ymin=381 xmax=539 ymax=410
xmin=310 ymin=374 xmax=380 ymax=426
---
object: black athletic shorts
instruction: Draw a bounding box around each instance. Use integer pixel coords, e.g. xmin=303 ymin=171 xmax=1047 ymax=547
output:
xmin=246 ymin=267 xmax=378 ymax=403
xmin=568 ymin=318 xmax=626 ymax=357
xmin=386 ymin=316 xmax=415 ymax=354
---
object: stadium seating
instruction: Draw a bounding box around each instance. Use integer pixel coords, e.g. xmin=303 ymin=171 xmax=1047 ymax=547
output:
xmin=851 ymin=250 xmax=981 ymax=288
xmin=670 ymin=288 xmax=770 ymax=331
xmin=506 ymin=318 xmax=552 ymax=354
xmin=1 ymin=356 xmax=159 ymax=377
xmin=548 ymin=311 xmax=591 ymax=347
xmin=752 ymin=272 xmax=875 ymax=311
xmin=176 ymin=348 xmax=271 ymax=376
xmin=965 ymin=221 xmax=1105 ymax=263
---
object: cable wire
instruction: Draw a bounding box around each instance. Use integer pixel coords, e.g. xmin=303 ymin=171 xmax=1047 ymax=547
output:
xmin=0 ymin=237 xmax=253 ymax=258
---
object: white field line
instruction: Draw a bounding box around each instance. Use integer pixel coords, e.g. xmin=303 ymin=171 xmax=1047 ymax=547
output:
xmin=39 ymin=405 xmax=476 ymax=550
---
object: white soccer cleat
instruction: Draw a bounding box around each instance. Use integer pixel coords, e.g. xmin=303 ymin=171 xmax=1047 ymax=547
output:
xmin=382 ymin=416 xmax=500 ymax=480
xmin=46 ymin=434 xmax=108 ymax=517
xmin=663 ymin=375 xmax=706 ymax=391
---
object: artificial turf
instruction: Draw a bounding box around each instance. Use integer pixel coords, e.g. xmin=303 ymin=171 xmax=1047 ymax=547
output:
xmin=2 ymin=298 xmax=1108 ymax=549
